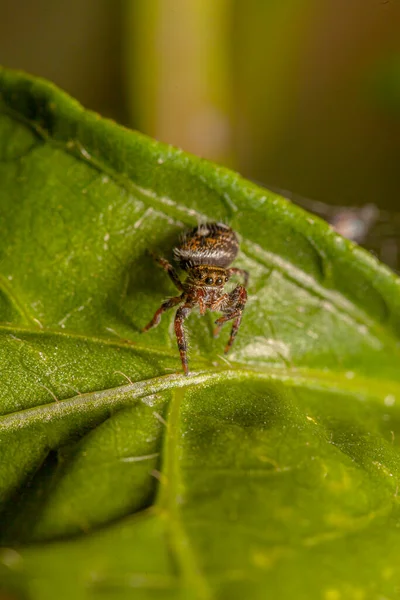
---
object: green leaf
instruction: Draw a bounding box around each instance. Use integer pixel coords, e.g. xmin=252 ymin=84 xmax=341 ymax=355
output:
xmin=1 ymin=68 xmax=400 ymax=600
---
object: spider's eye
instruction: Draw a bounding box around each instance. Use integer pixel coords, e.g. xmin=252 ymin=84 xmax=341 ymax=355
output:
xmin=205 ymin=277 xmax=214 ymax=285
xmin=225 ymin=276 xmax=229 ymax=282
xmin=216 ymin=278 xmax=223 ymax=285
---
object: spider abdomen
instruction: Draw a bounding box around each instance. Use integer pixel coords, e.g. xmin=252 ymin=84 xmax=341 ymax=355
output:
xmin=174 ymin=222 xmax=239 ymax=269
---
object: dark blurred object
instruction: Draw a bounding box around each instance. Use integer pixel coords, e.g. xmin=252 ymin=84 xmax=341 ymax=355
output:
xmin=269 ymin=185 xmax=400 ymax=272
xmin=370 ymin=53 xmax=400 ymax=118
xmin=0 ymin=0 xmax=125 ymax=123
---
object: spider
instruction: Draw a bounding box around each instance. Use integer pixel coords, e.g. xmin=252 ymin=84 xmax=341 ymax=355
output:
xmin=142 ymin=222 xmax=248 ymax=375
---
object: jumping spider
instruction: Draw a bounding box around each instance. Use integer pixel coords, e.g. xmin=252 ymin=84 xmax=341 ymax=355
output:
xmin=143 ymin=222 xmax=248 ymax=375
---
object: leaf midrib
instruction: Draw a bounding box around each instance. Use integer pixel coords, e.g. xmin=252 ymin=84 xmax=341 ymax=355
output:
xmin=1 ymin=367 xmax=398 ymax=431
xmin=156 ymin=387 xmax=212 ymax=599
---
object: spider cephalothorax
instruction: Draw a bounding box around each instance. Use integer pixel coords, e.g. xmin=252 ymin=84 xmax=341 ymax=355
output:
xmin=143 ymin=222 xmax=248 ymax=375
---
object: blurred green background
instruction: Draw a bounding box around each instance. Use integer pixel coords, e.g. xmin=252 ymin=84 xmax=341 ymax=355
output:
xmin=0 ymin=1 xmax=399 ymax=229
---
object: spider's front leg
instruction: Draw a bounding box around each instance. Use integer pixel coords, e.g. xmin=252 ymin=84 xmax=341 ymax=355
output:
xmin=142 ymin=295 xmax=182 ymax=332
xmin=150 ymin=253 xmax=184 ymax=291
xmin=213 ymin=285 xmax=247 ymax=353
xmin=174 ymin=303 xmax=193 ymax=375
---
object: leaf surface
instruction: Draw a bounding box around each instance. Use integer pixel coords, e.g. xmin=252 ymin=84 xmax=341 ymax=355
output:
xmin=0 ymin=69 xmax=400 ymax=600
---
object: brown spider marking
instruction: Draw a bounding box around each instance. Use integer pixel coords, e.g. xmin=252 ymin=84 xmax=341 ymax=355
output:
xmin=142 ymin=222 xmax=249 ymax=375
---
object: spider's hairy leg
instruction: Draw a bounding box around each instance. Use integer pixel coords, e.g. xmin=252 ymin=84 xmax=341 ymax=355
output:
xmin=150 ymin=252 xmax=184 ymax=291
xmin=211 ymin=293 xmax=230 ymax=337
xmin=214 ymin=285 xmax=247 ymax=353
xmin=174 ymin=304 xmax=193 ymax=375
xmin=227 ymin=267 xmax=249 ymax=287
xmin=224 ymin=313 xmax=244 ymax=354
xmin=142 ymin=295 xmax=183 ymax=332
